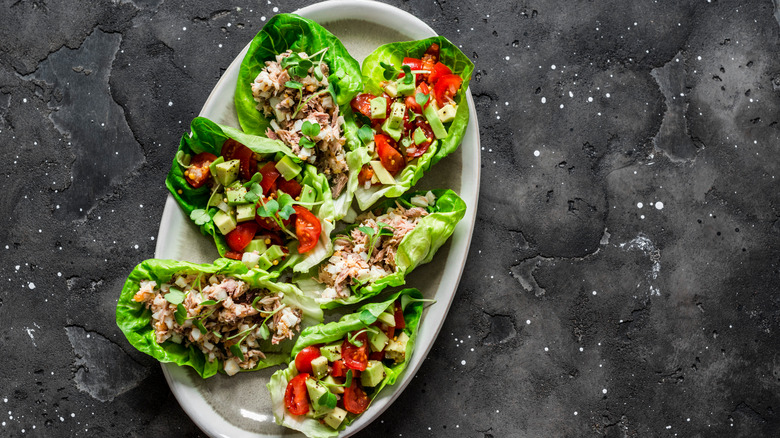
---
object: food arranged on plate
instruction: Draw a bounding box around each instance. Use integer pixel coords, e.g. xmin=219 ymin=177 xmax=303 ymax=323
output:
xmin=267 ymin=289 xmax=425 ymax=437
xmin=117 ymin=10 xmax=474 ymax=437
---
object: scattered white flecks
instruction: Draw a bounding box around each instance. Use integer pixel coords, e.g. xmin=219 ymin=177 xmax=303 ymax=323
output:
xmin=697 ymin=56 xmax=702 ymax=60
xmin=574 ymin=411 xmax=578 ymax=416
xmin=2 ymin=398 xmax=6 ymax=403
xmin=605 ymin=93 xmax=611 ymax=98
xmin=505 ymin=56 xmax=510 ymax=61
xmin=579 ymin=347 xmax=584 ymax=352
xmin=23 ymin=98 xmax=27 ymax=103
xmin=14 ymin=266 xmax=19 ymax=271
xmin=60 ymin=416 xmax=64 ymax=422
xmin=534 ymin=150 xmax=540 ymax=157
xmin=687 ymin=418 xmax=691 ymax=422
xmin=637 ymin=202 xmax=643 ymax=209
xmin=666 ymin=426 xmax=672 ymax=430
xmin=569 ymin=91 xmax=574 ymax=98
xmin=592 ymin=290 xmax=597 ymax=295
xmin=461 ymin=360 xmax=466 ymax=365
xmin=640 ymin=215 xmax=645 ymax=219
xmin=588 ymin=96 xmax=593 ymax=102
xmin=273 ymin=6 xmax=279 ymax=12
xmin=544 ymin=347 xmax=549 ymax=352
xmin=541 ymin=97 xmax=547 ymax=104
xmin=134 ymin=244 xmax=139 ymax=250
xmin=559 ymin=104 xmax=564 ymax=109
xmin=655 ymin=201 xmax=664 ymax=210
xmin=70 ymin=413 xmax=75 ymax=418
xmin=151 ymin=236 xmax=155 ymax=241
xmin=168 ymin=101 xmax=173 ymax=107
xmin=551 ymin=64 xmax=557 ymax=70
xmin=182 ymin=26 xmax=187 ymax=31
xmin=28 ymin=282 xmax=35 ymax=290
xmin=526 ymin=319 xmax=531 ymax=325
xmin=26 ymin=328 xmax=36 ymax=346
xmin=602 ymin=388 xmax=608 ymax=394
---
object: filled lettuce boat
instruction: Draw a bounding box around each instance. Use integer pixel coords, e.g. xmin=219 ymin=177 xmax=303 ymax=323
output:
xmin=235 ymin=13 xmax=364 ymax=219
xmin=166 ymin=117 xmax=336 ymax=274
xmin=348 ymin=37 xmax=474 ymax=210
xmin=268 ymin=288 xmax=425 ymax=437
xmin=296 ymin=189 xmax=466 ymax=308
xmin=116 ymin=258 xmax=323 ymax=378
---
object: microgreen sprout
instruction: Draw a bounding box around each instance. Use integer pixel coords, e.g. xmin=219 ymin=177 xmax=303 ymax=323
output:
xmin=357 ymin=125 xmax=374 ymax=146
xmin=299 ymin=121 xmax=321 ymax=149
xmin=256 ymin=194 xmax=298 ymax=239
xmin=415 ymin=92 xmax=429 ymax=108
xmin=227 ymin=323 xmax=259 ymax=362
xmin=358 ymin=222 xmax=394 ymax=259
xmin=190 ymin=183 xmax=223 ymax=226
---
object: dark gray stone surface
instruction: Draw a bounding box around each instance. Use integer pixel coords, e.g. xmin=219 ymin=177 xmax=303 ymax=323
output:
xmin=2 ymin=0 xmax=780 ymax=436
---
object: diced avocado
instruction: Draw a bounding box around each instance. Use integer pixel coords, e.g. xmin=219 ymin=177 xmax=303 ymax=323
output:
xmin=208 ymin=188 xmax=224 ymax=207
xmin=413 ymin=126 xmax=428 ymax=145
xmin=383 ymin=81 xmax=398 ymax=98
xmin=225 ymin=185 xmax=249 ymax=205
xmin=299 ymin=184 xmax=316 ymax=205
xmin=265 ymin=245 xmax=285 ymax=261
xmin=320 ymin=375 xmax=345 ymax=395
xmin=423 ymin=104 xmax=448 ymax=139
xmin=385 ymin=332 xmax=409 ymax=364
xmin=275 ymin=155 xmax=302 ymax=181
xmin=437 ymin=104 xmax=458 ymax=124
xmin=215 ymin=159 xmax=240 ymax=186
xmin=369 ymin=161 xmax=395 ymax=185
xmin=368 ymin=329 xmax=389 ymax=353
xmin=387 ymin=101 xmax=406 ymax=130
xmin=310 ymin=355 xmax=329 ymax=380
xmin=370 ymin=96 xmax=387 ymax=119
xmin=320 ymin=342 xmax=342 ymax=362
xmin=396 ymin=78 xmax=415 ymax=96
xmin=377 ymin=311 xmax=396 ymax=327
xmin=235 ymin=203 xmax=256 ymax=222
xmin=305 ymin=378 xmax=333 ymax=417
xmin=244 ymin=238 xmax=267 ymax=254
xmin=381 ymin=118 xmax=403 ymax=142
xmin=400 ymin=136 xmax=413 ymax=150
xmin=255 ymin=252 xmax=273 ymax=271
xmin=208 ymin=156 xmax=225 ymax=178
xmin=323 ymin=407 xmax=348 ymax=430
xmin=213 ymin=210 xmax=237 ymax=235
xmin=360 ymin=360 xmax=385 ymax=387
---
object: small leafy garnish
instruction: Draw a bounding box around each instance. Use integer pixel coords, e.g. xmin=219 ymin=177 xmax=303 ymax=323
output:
xmin=415 ymin=92 xmax=429 ymax=107
xmin=199 ymin=299 xmax=217 ymax=307
xmin=194 ymin=318 xmax=208 ymax=334
xmin=175 ymin=150 xmax=191 ymax=168
xmin=347 ymin=329 xmax=368 ymax=347
xmin=401 ymin=65 xmax=414 ymax=85
xmin=359 ymin=309 xmax=378 ymax=325
xmin=301 ymin=120 xmax=321 ymax=138
xmin=244 ymin=182 xmax=264 ymax=204
xmin=285 ymin=80 xmax=303 ymax=92
xmin=336 ymin=369 xmax=354 ymax=387
xmin=299 ymin=137 xmax=315 ymax=149
xmin=380 ymin=61 xmax=399 ymax=80
xmin=164 ymin=287 xmax=185 ymax=305
xmin=318 ymin=390 xmax=338 ymax=410
xmin=358 ymin=125 xmax=374 ymax=146
xmin=359 ymin=222 xmax=395 ymax=259
xmin=174 ymin=303 xmax=187 ymax=326
xmin=242 ymin=172 xmax=263 ymax=188
xmin=190 ymin=209 xmax=211 ymax=226
xmin=256 ymin=198 xmax=280 ymax=218
xmin=276 ymin=193 xmax=296 ymax=220
xmin=401 ymin=295 xmax=437 ymax=311
xmin=230 ymin=343 xmax=245 ymax=362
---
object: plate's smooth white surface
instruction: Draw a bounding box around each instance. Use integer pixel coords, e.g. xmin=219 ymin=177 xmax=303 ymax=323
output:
xmin=154 ymin=1 xmax=480 ymax=437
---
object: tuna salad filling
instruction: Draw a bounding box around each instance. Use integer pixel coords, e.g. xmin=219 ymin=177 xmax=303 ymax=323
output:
xmin=317 ymin=193 xmax=436 ymax=302
xmin=132 ymin=273 xmax=303 ymax=376
xmin=252 ymin=49 xmax=349 ymax=199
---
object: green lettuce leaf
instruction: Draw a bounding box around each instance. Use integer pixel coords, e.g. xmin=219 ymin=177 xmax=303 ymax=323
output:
xmin=268 ymin=289 xmax=425 ymax=436
xmin=164 ymin=117 xmax=336 ymax=273
xmin=296 ymin=189 xmax=466 ymax=308
xmin=354 ymin=36 xmax=474 ymax=210
xmin=115 ymin=258 xmax=323 ymax=378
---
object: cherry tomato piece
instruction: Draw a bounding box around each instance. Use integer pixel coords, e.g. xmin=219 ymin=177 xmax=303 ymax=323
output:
xmin=342 ymin=332 xmax=369 ymax=371
xmin=284 ymin=373 xmax=310 ymax=416
xmin=350 ymin=93 xmax=377 ymax=119
xmin=224 ymin=250 xmax=243 ymax=260
xmin=258 ymin=162 xmax=281 ymax=195
xmin=225 ymin=222 xmax=258 ymax=252
xmin=221 ymin=139 xmax=257 ymax=181
xmin=394 ymin=300 xmax=406 ymax=329
xmin=369 ymin=351 xmax=384 ymax=361
xmin=428 ymin=62 xmax=452 ymax=85
xmin=294 ymin=346 xmax=321 ymax=374
xmin=375 ymin=134 xmax=405 ymax=175
xmin=331 ymin=359 xmax=347 ymax=378
xmin=434 ymin=74 xmax=463 ymax=106
xmin=293 ymin=205 xmax=321 ymax=253
xmin=184 ymin=152 xmax=218 ymax=188
xmin=408 ymin=118 xmax=434 ymax=158
xmin=342 ymin=379 xmax=370 ymax=415
xmin=357 ymin=165 xmax=374 ymax=185
xmin=277 ymin=177 xmax=302 ymax=199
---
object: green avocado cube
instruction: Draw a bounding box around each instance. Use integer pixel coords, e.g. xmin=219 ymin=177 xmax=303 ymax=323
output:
xmin=437 ymin=104 xmax=458 ymax=124
xmin=368 ymin=329 xmax=389 ymax=353
xmin=244 ymin=238 xmax=267 ymax=254
xmin=376 ymin=312 xmax=396 ymax=327
xmin=387 ymin=101 xmax=406 ymax=129
xmin=215 ymin=159 xmax=240 ymax=186
xmin=382 ymin=81 xmax=398 ymax=98
xmin=320 ymin=342 xmax=342 ymax=362
xmin=208 ymin=188 xmax=224 ymax=207
xmin=212 ymin=210 xmax=237 ymax=235
xmin=413 ymin=126 xmax=428 ymax=145
xmin=320 ymin=375 xmax=345 ymax=395
xmin=311 ymin=355 xmax=329 ymax=380
xmin=423 ymin=104 xmax=448 ymax=139
xmin=381 ymin=118 xmax=403 ymax=142
xmin=299 ymin=184 xmax=316 ymax=205
xmin=235 ymin=203 xmax=255 ymax=222
xmin=370 ymin=96 xmax=387 ymax=119
xmin=265 ymin=245 xmax=285 ymax=261
xmin=323 ymin=407 xmax=348 ymax=429
xmin=275 ymin=155 xmax=302 ymax=181
xmin=255 ymin=252 xmax=273 ymax=271
xmin=226 ymin=185 xmax=249 ymax=205
xmin=385 ymin=332 xmax=409 ymax=364
xmin=396 ymin=78 xmax=416 ymax=96
xmin=208 ymin=156 xmax=225 ymax=178
xmin=360 ymin=360 xmax=385 ymax=388
xmin=305 ymin=378 xmax=333 ymax=417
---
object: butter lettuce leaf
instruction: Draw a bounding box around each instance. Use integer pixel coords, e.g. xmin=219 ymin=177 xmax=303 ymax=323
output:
xmin=115 ymin=258 xmax=323 ymax=379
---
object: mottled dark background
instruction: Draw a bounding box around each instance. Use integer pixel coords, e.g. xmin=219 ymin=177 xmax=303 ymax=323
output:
xmin=2 ymin=0 xmax=780 ymax=436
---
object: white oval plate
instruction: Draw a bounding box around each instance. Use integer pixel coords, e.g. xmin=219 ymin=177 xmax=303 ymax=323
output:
xmin=153 ymin=1 xmax=480 ymax=436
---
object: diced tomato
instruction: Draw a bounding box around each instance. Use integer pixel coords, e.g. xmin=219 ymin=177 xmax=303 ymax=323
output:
xmin=294 ymin=346 xmax=321 ymax=374
xmin=422 ymin=43 xmax=440 ymax=64
xmin=357 ymin=165 xmax=374 ymax=185
xmin=385 ymin=325 xmax=395 ymax=340
xmin=292 ymin=205 xmax=321 ymax=254
xmin=434 ymin=74 xmax=463 ymax=106
xmin=221 ymin=139 xmax=257 ymax=181
xmin=225 ymin=222 xmax=258 ymax=252
xmin=255 ymin=211 xmax=281 ymax=232
xmin=342 ymin=332 xmax=369 ymax=371
xmin=258 ymin=162 xmax=281 ymax=195
xmin=342 ymin=379 xmax=370 ymax=415
xmin=284 ymin=373 xmax=310 ymax=416
xmin=408 ymin=118 xmax=434 ymax=158
xmin=394 ymin=301 xmax=406 ymax=330
xmin=402 ymin=57 xmax=423 ymax=70
xmin=277 ymin=177 xmax=302 ymax=199
xmin=331 ymin=359 xmax=347 ymax=378
xmin=404 ymin=82 xmax=431 ymax=115
xmin=375 ymin=134 xmax=405 ymax=175
xmin=224 ymin=250 xmax=243 ymax=260
xmin=351 ymin=93 xmax=377 ymax=119
xmin=369 ymin=351 xmax=384 ymax=361
xmin=184 ymin=152 xmax=218 ymax=188
xmin=428 ymin=62 xmax=452 ymax=85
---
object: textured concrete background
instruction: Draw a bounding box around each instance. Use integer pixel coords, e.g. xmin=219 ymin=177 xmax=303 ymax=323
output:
xmin=2 ymin=0 xmax=780 ymax=436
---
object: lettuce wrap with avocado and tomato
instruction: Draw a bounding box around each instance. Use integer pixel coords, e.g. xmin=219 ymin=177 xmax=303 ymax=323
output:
xmin=295 ymin=189 xmax=466 ymax=309
xmin=349 ymin=36 xmax=474 ymax=210
xmin=235 ymin=13 xmax=365 ymax=220
xmin=165 ymin=117 xmax=336 ymax=274
xmin=267 ymin=288 xmax=425 ymax=438
xmin=115 ymin=258 xmax=323 ymax=379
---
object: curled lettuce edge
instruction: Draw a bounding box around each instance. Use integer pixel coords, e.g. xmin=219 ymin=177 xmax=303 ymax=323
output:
xmin=163 ymin=117 xmax=336 ymax=274
xmin=267 ymin=288 xmax=425 ymax=437
xmin=115 ymin=258 xmax=324 ymax=379
xmin=234 ymin=13 xmax=364 ymax=220
xmin=295 ymin=189 xmax=466 ymax=309
xmin=354 ymin=36 xmax=475 ymax=210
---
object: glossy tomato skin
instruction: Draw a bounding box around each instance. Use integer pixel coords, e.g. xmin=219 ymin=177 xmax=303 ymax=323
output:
xmin=294 ymin=346 xmax=321 ymax=374
xmin=434 ymin=74 xmax=463 ymax=106
xmin=258 ymin=162 xmax=281 ymax=195
xmin=293 ymin=205 xmax=321 ymax=253
xmin=342 ymin=379 xmax=370 ymax=415
xmin=184 ymin=152 xmax=218 ymax=188
xmin=357 ymin=165 xmax=374 ymax=186
xmin=408 ymin=118 xmax=434 ymax=158
xmin=284 ymin=373 xmax=310 ymax=416
xmin=276 ymin=177 xmax=302 ymax=199
xmin=341 ymin=332 xmax=369 ymax=371
xmin=330 ymin=359 xmax=347 ymax=378
xmin=221 ymin=139 xmax=257 ymax=181
xmin=225 ymin=222 xmax=258 ymax=252
xmin=427 ymin=62 xmax=453 ymax=85
xmin=350 ymin=93 xmax=377 ymax=119
xmin=394 ymin=300 xmax=406 ymax=329
xmin=375 ymin=134 xmax=404 ymax=175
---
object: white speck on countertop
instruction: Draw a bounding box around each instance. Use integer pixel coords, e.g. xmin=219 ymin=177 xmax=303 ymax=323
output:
xmin=655 ymin=201 xmax=664 ymax=210
xmin=28 ymin=282 xmax=35 ymax=290
xmin=168 ymin=101 xmax=173 ymax=107
xmin=534 ymin=150 xmax=540 ymax=157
